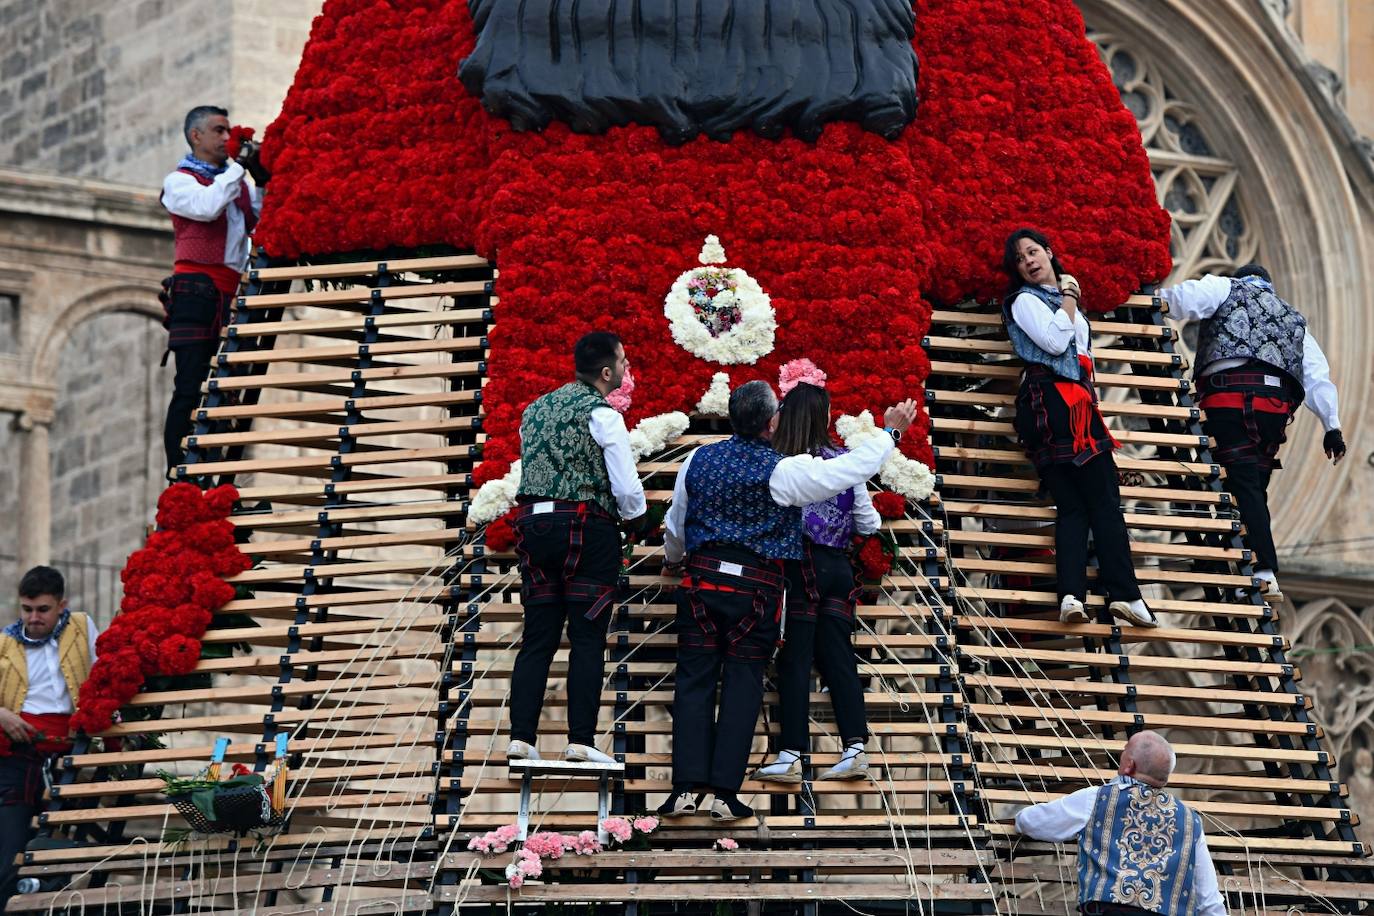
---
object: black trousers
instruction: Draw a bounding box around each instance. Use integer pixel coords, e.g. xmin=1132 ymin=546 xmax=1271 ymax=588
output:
xmin=508 ymin=510 xmax=620 ymax=746
xmin=1040 ymin=454 xmax=1141 ymax=604
xmin=672 ymin=546 xmax=782 ymax=793
xmin=1203 ymin=406 xmax=1289 ymax=572
xmin=0 ymin=752 xmax=45 ymax=908
xmin=164 ymin=341 xmax=218 ymax=469
xmin=778 ymin=545 xmax=868 ymax=749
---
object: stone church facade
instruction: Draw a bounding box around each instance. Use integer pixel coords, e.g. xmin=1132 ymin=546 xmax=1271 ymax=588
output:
xmin=1 ymin=0 xmax=1372 ymax=807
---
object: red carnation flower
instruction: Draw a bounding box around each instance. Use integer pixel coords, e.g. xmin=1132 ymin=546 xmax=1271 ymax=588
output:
xmin=872 ymin=491 xmax=907 ymax=519
xmin=158 ymin=635 xmax=202 ymax=676
xmin=156 ymin=482 xmax=209 ymax=530
xmin=855 ymin=535 xmax=895 ymax=581
xmin=225 ymin=126 xmax=255 ymax=161
xmin=204 ymin=484 xmax=239 ymax=518
xmin=189 ymin=572 xmax=235 ymax=610
xmin=484 ymin=512 xmax=518 ymax=554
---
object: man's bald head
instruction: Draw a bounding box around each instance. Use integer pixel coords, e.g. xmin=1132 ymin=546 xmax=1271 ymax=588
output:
xmin=1120 ymin=731 xmax=1176 ymax=787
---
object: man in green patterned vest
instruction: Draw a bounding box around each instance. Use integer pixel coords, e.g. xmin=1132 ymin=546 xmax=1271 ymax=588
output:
xmin=507 ymin=331 xmax=645 ymax=767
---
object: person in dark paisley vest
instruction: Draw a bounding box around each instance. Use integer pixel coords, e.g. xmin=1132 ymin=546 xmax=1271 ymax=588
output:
xmin=506 ymin=331 xmax=646 ymax=767
xmin=753 ymin=376 xmax=878 ymax=786
xmin=657 ymin=380 xmax=916 ymax=821
xmin=1015 ymin=731 xmax=1227 ymax=916
xmin=1002 ymin=229 xmax=1155 ymax=629
xmin=1159 ymin=265 xmax=1345 ymax=601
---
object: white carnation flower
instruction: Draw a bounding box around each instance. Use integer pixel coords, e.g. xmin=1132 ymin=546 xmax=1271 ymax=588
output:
xmin=469 ymin=460 xmax=521 ymax=526
xmin=628 ymin=411 xmax=691 ymax=461
xmin=835 ymin=412 xmax=935 ymax=502
xmin=696 ymin=372 xmax=732 ymax=417
xmin=698 ymin=234 xmax=727 ymax=265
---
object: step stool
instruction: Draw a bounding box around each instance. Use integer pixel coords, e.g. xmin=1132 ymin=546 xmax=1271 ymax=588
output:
xmin=509 ymin=758 xmax=625 ymax=845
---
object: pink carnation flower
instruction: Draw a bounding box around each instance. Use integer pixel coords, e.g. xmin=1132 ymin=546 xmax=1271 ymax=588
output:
xmin=606 ymin=367 xmax=634 ymax=414
xmin=601 ymin=817 xmax=634 ymax=843
xmin=715 ymin=837 xmax=739 ymax=851
xmin=524 ymin=831 xmax=568 ymax=860
xmin=632 ymin=816 xmax=659 ymax=834
xmin=508 ymin=873 xmax=525 ymax=889
xmin=778 ymin=358 xmax=827 ymax=396
xmin=516 ymin=850 xmax=543 ymax=878
xmin=571 ymin=830 xmax=602 ymax=855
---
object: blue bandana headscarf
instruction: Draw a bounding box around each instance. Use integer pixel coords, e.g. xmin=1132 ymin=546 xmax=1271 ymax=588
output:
xmin=1240 ymin=275 xmax=1274 ymax=293
xmin=177 ymin=153 xmax=228 ymax=181
xmin=4 ymin=609 xmax=71 ymax=648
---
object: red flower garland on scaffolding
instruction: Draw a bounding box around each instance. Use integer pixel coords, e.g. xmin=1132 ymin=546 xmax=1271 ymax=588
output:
xmin=252 ymin=0 xmax=1172 ymax=486
xmin=70 ymin=484 xmax=251 ymax=735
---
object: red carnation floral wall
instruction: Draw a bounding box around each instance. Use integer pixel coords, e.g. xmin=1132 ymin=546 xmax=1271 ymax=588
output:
xmin=255 ymin=0 xmax=1171 ymax=484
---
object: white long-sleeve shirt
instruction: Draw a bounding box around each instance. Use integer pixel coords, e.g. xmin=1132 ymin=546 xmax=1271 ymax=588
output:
xmin=161 ymin=161 xmax=265 ymax=270
xmin=1011 ymin=287 xmax=1091 ymax=356
xmin=589 ymin=407 xmax=647 ymax=520
xmin=1014 ymin=776 xmax=1227 ymax=916
xmin=851 ymin=485 xmax=881 ymax=536
xmin=1159 ymin=274 xmax=1341 ymax=431
xmin=19 ymin=617 xmax=100 ymax=715
xmin=662 ymin=433 xmax=895 ymax=563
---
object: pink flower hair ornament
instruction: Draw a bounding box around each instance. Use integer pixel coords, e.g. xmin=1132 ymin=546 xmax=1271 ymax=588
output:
xmin=778 ymin=358 xmax=827 ymax=396
xmin=606 ymin=367 xmax=634 ymax=413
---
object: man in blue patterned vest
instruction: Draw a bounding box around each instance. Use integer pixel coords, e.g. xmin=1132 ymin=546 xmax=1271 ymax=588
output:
xmin=505 ymin=331 xmax=646 ymax=767
xmin=1160 ymin=265 xmax=1345 ymax=601
xmin=1015 ymin=731 xmax=1227 ymax=916
xmin=657 ymin=380 xmax=916 ymax=821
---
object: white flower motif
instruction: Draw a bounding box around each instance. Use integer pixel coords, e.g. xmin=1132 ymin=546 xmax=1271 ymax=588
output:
xmin=665 ymin=258 xmax=775 ymax=364
xmin=835 ymin=411 xmax=935 ymax=501
xmin=699 ymin=234 xmax=727 ymax=265
xmin=628 ymin=411 xmax=691 ymax=461
xmin=469 ymin=460 xmax=521 ymax=526
xmin=696 ymin=372 xmax=731 ymax=417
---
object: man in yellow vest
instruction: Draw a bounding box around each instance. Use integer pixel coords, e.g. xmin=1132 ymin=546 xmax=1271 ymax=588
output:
xmin=0 ymin=566 xmax=98 ymax=907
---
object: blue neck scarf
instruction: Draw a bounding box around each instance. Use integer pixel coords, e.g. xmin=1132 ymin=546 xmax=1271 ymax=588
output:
xmin=177 ymin=153 xmax=228 ymax=181
xmin=4 ymin=609 xmax=71 ymax=648
xmin=1240 ymin=275 xmax=1274 ymax=294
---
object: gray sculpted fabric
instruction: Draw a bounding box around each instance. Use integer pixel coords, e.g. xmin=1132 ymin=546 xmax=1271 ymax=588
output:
xmin=460 ymin=0 xmax=919 ymax=144
xmin=1196 ymin=278 xmax=1306 ymax=388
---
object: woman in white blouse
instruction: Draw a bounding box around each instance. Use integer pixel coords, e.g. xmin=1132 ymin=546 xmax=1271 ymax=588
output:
xmin=1000 ymin=229 xmax=1155 ymax=628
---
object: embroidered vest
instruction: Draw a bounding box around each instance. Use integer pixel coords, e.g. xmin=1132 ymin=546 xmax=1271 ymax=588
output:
xmin=1195 ymin=277 xmax=1307 ymax=394
xmin=1077 ymin=777 xmax=1201 ymax=916
xmin=518 ymin=381 xmax=618 ymax=518
xmin=684 ymin=436 xmax=802 ymax=560
xmin=0 ymin=612 xmax=94 ymax=712
xmin=163 ymin=168 xmax=257 ymax=267
xmin=802 ymin=445 xmax=857 ymax=549
xmin=1003 ymin=284 xmax=1085 ymax=380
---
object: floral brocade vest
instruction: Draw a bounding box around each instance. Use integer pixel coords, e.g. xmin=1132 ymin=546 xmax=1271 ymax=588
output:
xmin=684 ymin=436 xmax=802 ymax=560
xmin=1195 ymin=277 xmax=1307 ymax=401
xmin=517 ymin=381 xmax=618 ymax=518
xmin=0 ymin=612 xmax=94 ymax=712
xmin=1077 ymin=776 xmax=1201 ymax=916
xmin=803 ymin=445 xmax=856 ymax=549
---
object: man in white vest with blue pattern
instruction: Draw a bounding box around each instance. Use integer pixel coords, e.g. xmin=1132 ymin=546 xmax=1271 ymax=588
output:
xmin=1014 ymin=731 xmax=1227 ymax=916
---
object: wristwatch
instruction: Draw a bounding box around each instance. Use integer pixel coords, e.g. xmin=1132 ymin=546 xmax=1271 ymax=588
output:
xmin=884 ymin=426 xmax=903 ymax=444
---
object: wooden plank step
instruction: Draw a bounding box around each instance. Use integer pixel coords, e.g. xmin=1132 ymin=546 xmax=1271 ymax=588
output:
xmin=227 ymin=305 xmax=490 ymax=339
xmin=968 ymin=703 xmax=1316 ymax=738
xmin=936 ymin=473 xmax=1231 ymax=506
xmin=974 ymin=761 xmax=1338 ymax=796
xmin=198 ymin=389 xmax=480 ymax=422
xmin=944 ymin=529 xmax=1251 ymax=565
xmin=958 ymin=615 xmax=1285 ymax=651
xmin=245 ymin=254 xmax=491 ymax=281
xmin=435 ymin=881 xmax=993 ymax=904
xmin=928 ymin=360 xmax=1188 ymax=393
xmin=205 ymin=359 xmax=484 ymax=393
xmin=985 ymin=788 xmax=1349 ymax=822
xmin=241 ymin=528 xmax=461 ymax=558
xmin=924 ymin=335 xmax=1185 ymax=368
xmin=438 ymin=813 xmax=976 ymax=831
xmin=88 ymin=701 xmax=435 ymax=738
xmin=18 ymin=826 xmax=434 ymax=866
xmin=972 ymin=732 xmax=1327 ymax=765
xmin=931 ymin=417 xmax=1210 ymax=449
xmin=220 ymin=585 xmax=455 ymax=614
xmin=233 ymin=498 xmax=466 ymax=528
xmin=234 ymin=474 xmax=471 ymax=503
xmin=950 ymin=585 xmax=1268 ymax=620
xmin=50 ymin=760 xmax=434 ymax=800
xmin=40 ymin=791 xmax=425 ymax=826
xmin=956 ymin=644 xmax=1292 ymax=678
xmin=987 ymin=824 xmax=1362 ymax=856
xmin=963 ymin=673 xmax=1310 ymax=712
xmin=220 ymin=335 xmax=486 ymax=367
xmin=235 ymin=280 xmax=491 ymax=311
xmin=190 ymin=415 xmax=477 ymax=448
xmin=187 ymin=444 xmax=476 ymax=478
xmin=928 ymin=389 xmax=1199 ymax=423
xmin=949 ymin=557 xmax=1252 ymax=589
xmin=933 ymin=445 xmax=1220 ymax=479
xmin=439 ymin=849 xmax=991 ymax=871
xmin=928 ymin=309 xmax=1172 ymax=339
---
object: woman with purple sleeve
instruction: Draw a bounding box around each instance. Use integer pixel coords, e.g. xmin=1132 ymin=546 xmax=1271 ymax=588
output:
xmin=753 ymin=372 xmax=877 ymax=784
